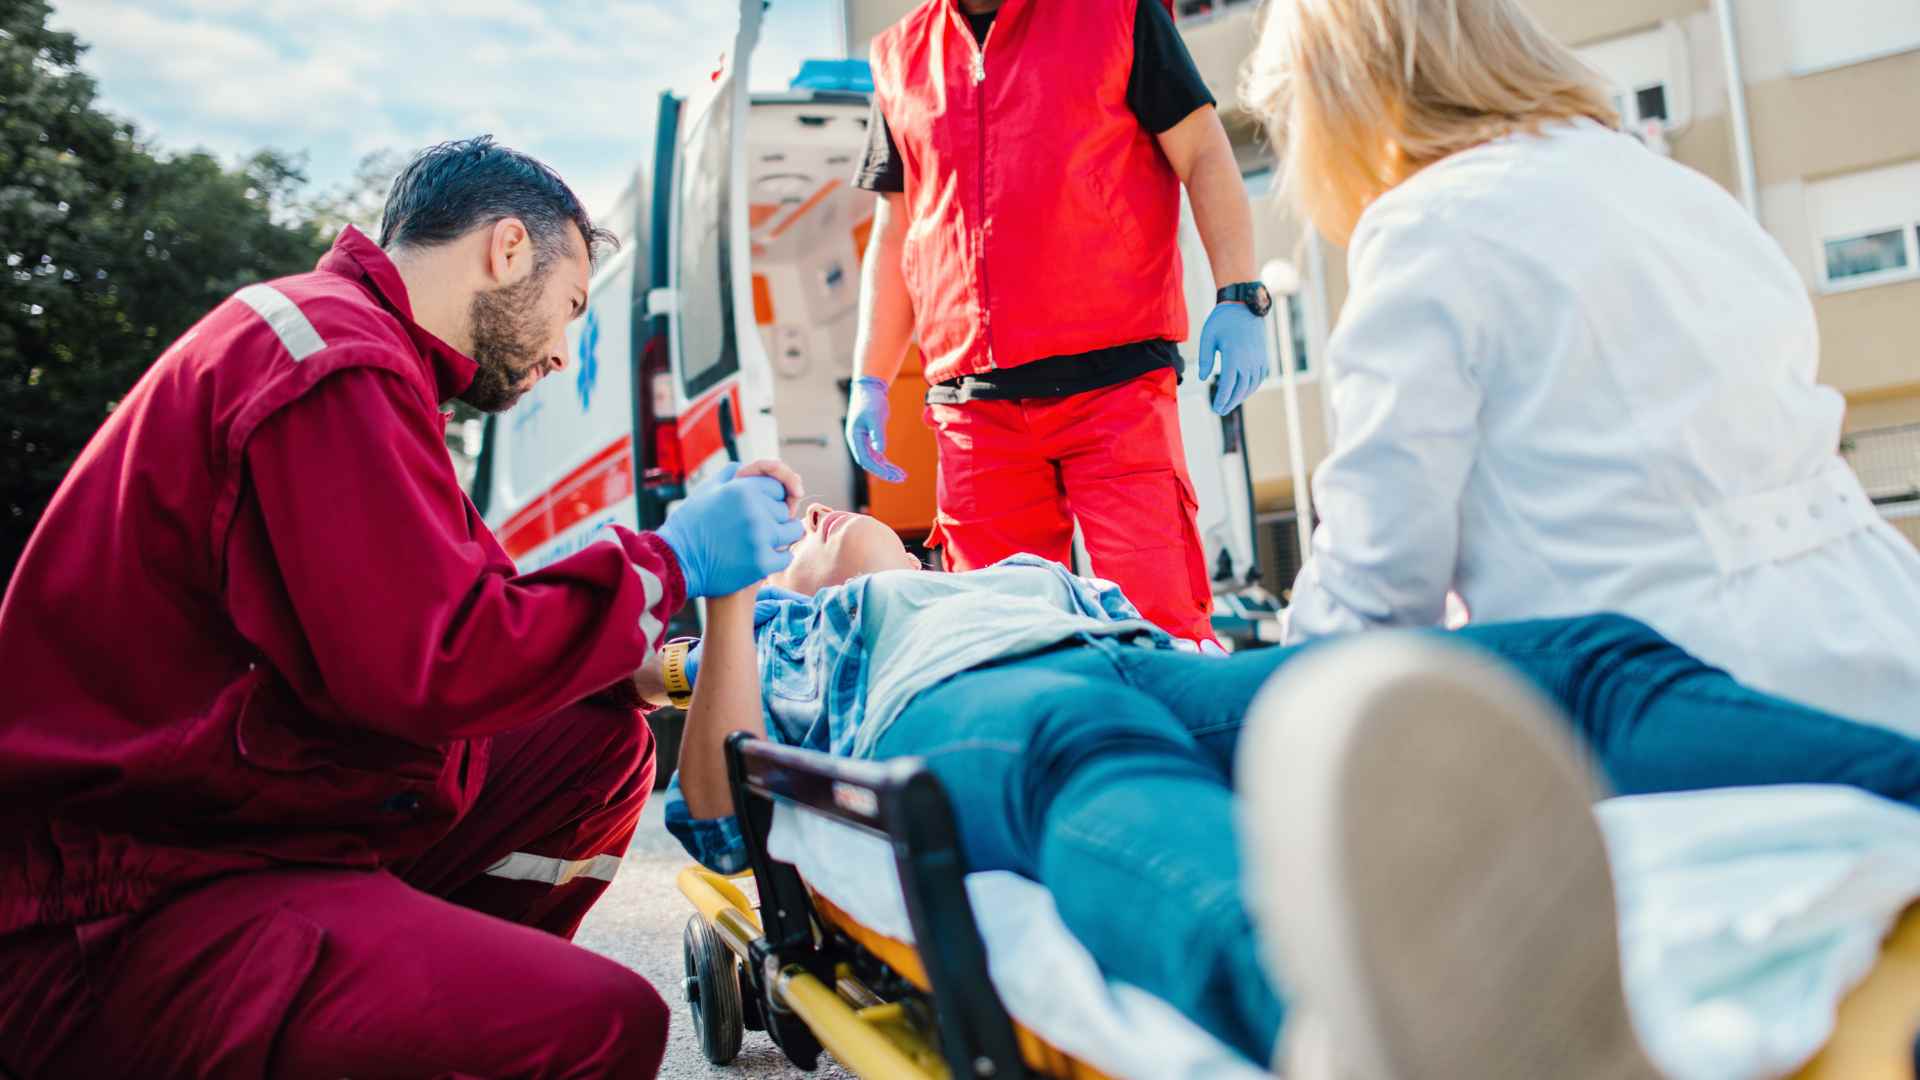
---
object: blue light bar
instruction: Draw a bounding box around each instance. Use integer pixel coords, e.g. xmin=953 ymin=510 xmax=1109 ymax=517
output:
xmin=789 ymin=59 xmax=874 ymax=94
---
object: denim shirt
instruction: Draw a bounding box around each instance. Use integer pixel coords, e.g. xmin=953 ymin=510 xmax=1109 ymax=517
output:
xmin=664 ymin=556 xmax=1171 ymax=871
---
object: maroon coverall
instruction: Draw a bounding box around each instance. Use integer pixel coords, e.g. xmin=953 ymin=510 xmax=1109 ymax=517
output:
xmin=0 ymin=227 xmax=683 ymax=1078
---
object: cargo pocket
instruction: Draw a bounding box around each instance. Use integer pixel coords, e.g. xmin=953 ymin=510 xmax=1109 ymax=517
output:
xmin=230 ymin=673 xmax=449 ymax=829
xmin=1171 ymin=471 xmax=1216 ymax=620
xmin=921 ymin=511 xmax=983 ymax=572
xmin=233 ymin=675 xmax=445 ymax=784
xmin=183 ymin=908 xmax=324 ymax=1078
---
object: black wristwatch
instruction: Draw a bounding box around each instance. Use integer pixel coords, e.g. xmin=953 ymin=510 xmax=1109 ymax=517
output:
xmin=1217 ymin=282 xmax=1273 ymax=317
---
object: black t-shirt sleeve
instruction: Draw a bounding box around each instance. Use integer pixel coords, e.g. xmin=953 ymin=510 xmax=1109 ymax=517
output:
xmin=854 ymin=99 xmax=905 ymax=194
xmin=1127 ymin=0 xmax=1217 ymax=134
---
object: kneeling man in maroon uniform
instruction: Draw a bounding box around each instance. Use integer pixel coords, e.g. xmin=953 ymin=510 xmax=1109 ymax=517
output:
xmin=0 ymin=137 xmax=802 ymax=1079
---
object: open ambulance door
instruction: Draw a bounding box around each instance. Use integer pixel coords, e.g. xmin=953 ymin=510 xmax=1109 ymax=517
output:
xmin=644 ymin=0 xmax=780 ymax=501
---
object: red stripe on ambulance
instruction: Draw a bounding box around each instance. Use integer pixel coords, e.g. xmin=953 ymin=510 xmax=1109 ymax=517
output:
xmin=500 ymin=436 xmax=634 ymax=559
xmin=676 ymin=385 xmax=742 ymax=472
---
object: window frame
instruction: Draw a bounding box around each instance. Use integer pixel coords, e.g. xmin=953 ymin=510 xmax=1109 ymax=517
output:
xmin=1280 ymin=292 xmax=1312 ymax=379
xmin=1576 ymin=23 xmax=1690 ymax=135
xmin=1783 ymin=0 xmax=1920 ymax=77
xmin=1817 ymin=222 xmax=1920 ymax=294
xmin=674 ymin=79 xmax=741 ymax=402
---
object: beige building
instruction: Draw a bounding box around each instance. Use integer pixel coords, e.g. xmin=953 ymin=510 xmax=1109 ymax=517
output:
xmin=842 ymin=0 xmax=1920 ymax=568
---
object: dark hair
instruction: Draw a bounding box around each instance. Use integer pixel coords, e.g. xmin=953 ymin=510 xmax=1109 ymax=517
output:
xmin=379 ymin=135 xmax=617 ymax=266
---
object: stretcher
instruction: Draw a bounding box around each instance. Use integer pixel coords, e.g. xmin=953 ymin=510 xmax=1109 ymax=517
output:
xmin=677 ymin=733 xmax=1920 ymax=1080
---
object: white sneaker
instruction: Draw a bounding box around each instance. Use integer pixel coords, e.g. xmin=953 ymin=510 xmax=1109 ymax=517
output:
xmin=1237 ymin=637 xmax=1663 ymax=1080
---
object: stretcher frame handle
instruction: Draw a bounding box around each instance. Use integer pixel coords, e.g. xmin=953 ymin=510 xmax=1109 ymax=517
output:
xmin=725 ymin=732 xmax=1036 ymax=1080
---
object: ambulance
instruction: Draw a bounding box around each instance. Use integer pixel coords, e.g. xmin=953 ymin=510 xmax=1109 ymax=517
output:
xmin=469 ymin=1 xmax=1272 ymax=642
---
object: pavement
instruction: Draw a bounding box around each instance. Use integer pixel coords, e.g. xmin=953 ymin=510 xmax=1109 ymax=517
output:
xmin=574 ymin=799 xmax=856 ymax=1080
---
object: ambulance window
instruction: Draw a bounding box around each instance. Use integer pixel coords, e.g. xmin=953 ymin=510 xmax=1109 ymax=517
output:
xmin=677 ymin=82 xmax=739 ymax=399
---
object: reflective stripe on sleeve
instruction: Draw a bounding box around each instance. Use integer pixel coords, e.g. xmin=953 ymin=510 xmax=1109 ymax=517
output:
xmin=635 ymin=562 xmax=665 ymax=646
xmin=482 ymin=851 xmax=622 ymax=887
xmin=234 ymin=283 xmax=327 ymax=362
xmin=635 ymin=562 xmax=664 ymax=609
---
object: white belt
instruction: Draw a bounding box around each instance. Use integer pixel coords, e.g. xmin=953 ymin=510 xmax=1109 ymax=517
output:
xmin=1694 ymin=459 xmax=1881 ymax=576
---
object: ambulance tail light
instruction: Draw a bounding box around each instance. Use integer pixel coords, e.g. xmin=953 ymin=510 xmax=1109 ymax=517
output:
xmin=639 ymin=334 xmax=684 ymax=488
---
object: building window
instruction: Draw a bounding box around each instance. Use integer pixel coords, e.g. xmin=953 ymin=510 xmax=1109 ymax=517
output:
xmin=1807 ymin=160 xmax=1920 ymax=292
xmin=1284 ymin=293 xmax=1310 ymax=374
xmin=1633 ymin=84 xmax=1669 ymax=124
xmin=1824 ymin=228 xmax=1913 ymax=283
xmin=1784 ymin=0 xmax=1920 ymax=75
xmin=1577 ymin=24 xmax=1689 ymax=136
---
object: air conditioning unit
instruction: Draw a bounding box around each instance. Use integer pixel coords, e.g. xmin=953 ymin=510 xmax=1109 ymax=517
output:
xmin=1255 ymin=510 xmax=1306 ymax=601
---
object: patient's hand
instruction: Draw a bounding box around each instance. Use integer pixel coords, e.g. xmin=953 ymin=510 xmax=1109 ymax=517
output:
xmin=738 ymin=458 xmax=804 ymax=519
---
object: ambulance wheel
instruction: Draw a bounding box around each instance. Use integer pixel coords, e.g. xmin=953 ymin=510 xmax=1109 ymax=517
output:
xmin=683 ymin=915 xmax=745 ymax=1064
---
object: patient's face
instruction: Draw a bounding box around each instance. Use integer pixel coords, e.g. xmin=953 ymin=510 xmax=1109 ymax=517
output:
xmin=772 ymin=505 xmax=923 ymax=595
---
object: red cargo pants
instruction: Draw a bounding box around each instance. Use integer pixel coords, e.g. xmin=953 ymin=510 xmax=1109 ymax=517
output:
xmin=926 ymin=368 xmax=1216 ymax=642
xmin=0 ymin=700 xmax=664 ymax=1080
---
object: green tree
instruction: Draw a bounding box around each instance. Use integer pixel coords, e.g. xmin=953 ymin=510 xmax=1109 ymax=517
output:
xmin=0 ymin=0 xmax=331 ymax=586
xmin=304 ymin=147 xmax=407 ymax=238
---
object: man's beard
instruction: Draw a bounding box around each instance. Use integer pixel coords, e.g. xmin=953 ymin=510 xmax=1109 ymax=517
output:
xmin=458 ymin=270 xmax=550 ymax=413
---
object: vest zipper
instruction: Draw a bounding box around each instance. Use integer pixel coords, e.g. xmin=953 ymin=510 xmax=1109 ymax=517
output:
xmin=972 ymin=23 xmax=995 ymax=370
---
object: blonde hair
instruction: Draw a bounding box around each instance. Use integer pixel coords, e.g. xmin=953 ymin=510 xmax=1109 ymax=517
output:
xmin=1242 ymin=0 xmax=1619 ymax=244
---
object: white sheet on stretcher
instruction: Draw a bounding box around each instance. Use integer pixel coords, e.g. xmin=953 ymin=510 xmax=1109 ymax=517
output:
xmin=766 ymin=784 xmax=1920 ymax=1080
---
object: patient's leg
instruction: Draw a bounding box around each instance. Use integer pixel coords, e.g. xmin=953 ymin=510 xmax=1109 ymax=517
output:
xmin=872 ymin=646 xmax=1287 ymax=1064
xmin=1110 ymin=614 xmax=1920 ymax=805
xmin=1448 ymin=614 xmax=1920 ymax=803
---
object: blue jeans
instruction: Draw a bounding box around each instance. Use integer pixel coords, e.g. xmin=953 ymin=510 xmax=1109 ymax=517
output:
xmin=870 ymin=614 xmax=1920 ymax=1065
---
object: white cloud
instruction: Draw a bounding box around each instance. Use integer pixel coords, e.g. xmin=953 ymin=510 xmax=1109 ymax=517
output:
xmin=46 ymin=0 xmax=839 ymax=216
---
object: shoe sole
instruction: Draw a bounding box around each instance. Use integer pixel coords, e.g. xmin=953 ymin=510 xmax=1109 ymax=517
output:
xmin=1237 ymin=637 xmax=1663 ymax=1080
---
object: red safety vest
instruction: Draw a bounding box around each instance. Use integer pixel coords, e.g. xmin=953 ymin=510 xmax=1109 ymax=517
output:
xmin=871 ymin=0 xmax=1189 ymax=385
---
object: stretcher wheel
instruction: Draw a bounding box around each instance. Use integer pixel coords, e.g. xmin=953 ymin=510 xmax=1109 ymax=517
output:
xmin=682 ymin=915 xmax=745 ymax=1064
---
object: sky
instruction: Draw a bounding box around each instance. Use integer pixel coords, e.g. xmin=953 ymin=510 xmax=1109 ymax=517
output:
xmin=48 ymin=0 xmax=842 ymax=217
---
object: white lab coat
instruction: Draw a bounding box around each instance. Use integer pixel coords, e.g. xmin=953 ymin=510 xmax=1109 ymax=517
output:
xmin=1284 ymin=120 xmax=1920 ymax=735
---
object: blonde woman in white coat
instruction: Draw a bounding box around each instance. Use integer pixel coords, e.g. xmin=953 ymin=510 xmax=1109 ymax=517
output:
xmin=1248 ymin=0 xmax=1920 ymax=734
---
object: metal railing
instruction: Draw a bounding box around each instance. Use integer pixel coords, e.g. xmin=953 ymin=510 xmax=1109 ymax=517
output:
xmin=1841 ymin=423 xmax=1920 ymax=505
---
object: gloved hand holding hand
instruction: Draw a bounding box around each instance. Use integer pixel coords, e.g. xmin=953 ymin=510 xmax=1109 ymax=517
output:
xmin=845 ymin=376 xmax=907 ymax=484
xmin=1197 ymin=302 xmax=1270 ymax=416
xmin=657 ymin=461 xmax=806 ymax=598
xmin=736 ymin=457 xmax=804 ymax=518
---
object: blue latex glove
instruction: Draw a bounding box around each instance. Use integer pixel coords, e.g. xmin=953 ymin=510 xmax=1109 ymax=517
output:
xmin=657 ymin=463 xmax=805 ymax=598
xmin=1196 ymin=302 xmax=1270 ymax=415
xmin=845 ymin=376 xmax=907 ymax=483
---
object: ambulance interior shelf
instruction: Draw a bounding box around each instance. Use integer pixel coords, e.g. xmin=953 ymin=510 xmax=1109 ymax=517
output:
xmin=744 ymin=95 xmax=937 ymax=541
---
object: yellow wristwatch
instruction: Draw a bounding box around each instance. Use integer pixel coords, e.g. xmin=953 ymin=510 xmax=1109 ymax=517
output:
xmin=661 ymin=638 xmax=696 ymax=709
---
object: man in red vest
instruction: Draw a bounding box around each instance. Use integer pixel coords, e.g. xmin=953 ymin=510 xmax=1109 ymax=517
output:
xmin=845 ymin=0 xmax=1272 ymax=644
xmin=0 ymin=137 xmax=802 ymax=1078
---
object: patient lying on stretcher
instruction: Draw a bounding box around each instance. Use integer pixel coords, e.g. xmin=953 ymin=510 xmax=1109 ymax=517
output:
xmin=663 ymin=505 xmax=1920 ymax=1078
